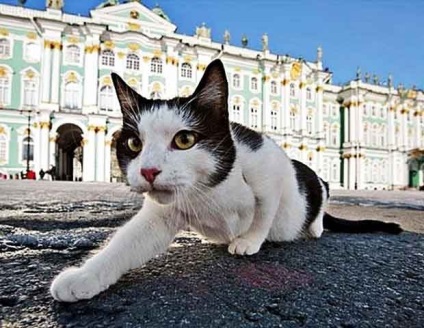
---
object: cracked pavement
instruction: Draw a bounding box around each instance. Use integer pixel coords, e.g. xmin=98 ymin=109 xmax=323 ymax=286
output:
xmin=0 ymin=181 xmax=423 ymax=327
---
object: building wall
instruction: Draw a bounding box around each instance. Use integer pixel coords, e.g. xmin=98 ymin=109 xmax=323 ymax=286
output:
xmin=0 ymin=2 xmax=423 ymax=189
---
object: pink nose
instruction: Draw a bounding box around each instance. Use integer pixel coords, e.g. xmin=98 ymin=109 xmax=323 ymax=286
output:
xmin=140 ymin=168 xmax=161 ymax=184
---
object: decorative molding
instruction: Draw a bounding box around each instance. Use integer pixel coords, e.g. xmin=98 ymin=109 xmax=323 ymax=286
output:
xmin=128 ymin=43 xmax=140 ymax=52
xmin=315 ymin=85 xmax=323 ymax=92
xmin=290 ymin=62 xmax=302 ymax=80
xmin=197 ymin=63 xmax=206 ymax=71
xmin=0 ymin=126 xmax=5 ymax=135
xmin=128 ymin=22 xmax=140 ymax=31
xmin=0 ymin=67 xmax=8 ymax=78
xmin=104 ymin=41 xmax=115 ymax=49
xmin=299 ymin=144 xmax=308 ymax=150
xmin=102 ymin=76 xmax=112 ymax=86
xmin=281 ymin=79 xmax=289 ymax=86
xmin=143 ymin=56 xmax=150 ymax=63
xmin=166 ymin=56 xmax=178 ymax=65
xmin=117 ymin=51 xmax=126 ymax=59
xmin=105 ymin=140 xmax=112 ymax=146
xmin=0 ymin=28 xmax=9 ymax=36
xmin=153 ymin=49 xmax=162 ymax=57
xmin=65 ymin=72 xmax=78 ymax=83
xmin=81 ymin=139 xmax=88 ymax=146
xmin=39 ymin=122 xmax=50 ymax=130
xmin=262 ymin=75 xmax=270 ymax=82
xmin=282 ymin=142 xmax=291 ymax=149
xmin=298 ymin=81 xmax=305 ymax=89
xmin=26 ymin=32 xmax=37 ymax=40
xmin=316 ymin=146 xmax=326 ymax=152
xmin=67 ymin=36 xmax=80 ymax=44
xmin=49 ymin=136 xmax=57 ymax=143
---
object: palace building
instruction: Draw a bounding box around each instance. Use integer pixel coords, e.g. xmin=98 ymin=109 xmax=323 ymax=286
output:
xmin=0 ymin=0 xmax=423 ymax=189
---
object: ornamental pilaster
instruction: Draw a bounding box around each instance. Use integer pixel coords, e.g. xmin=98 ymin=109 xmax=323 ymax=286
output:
xmin=281 ymin=63 xmax=291 ymax=135
xmin=41 ymin=40 xmax=53 ymax=104
xmin=50 ymin=40 xmax=62 ymax=105
xmin=104 ymin=139 xmax=112 ymax=183
xmin=165 ymin=46 xmax=178 ymax=98
xmin=95 ymin=126 xmax=106 ymax=181
xmin=82 ymin=125 xmax=96 ymax=181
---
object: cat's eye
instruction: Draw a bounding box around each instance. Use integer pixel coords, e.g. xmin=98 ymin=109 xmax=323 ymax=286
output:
xmin=173 ymin=131 xmax=198 ymax=150
xmin=127 ymin=137 xmax=143 ymax=153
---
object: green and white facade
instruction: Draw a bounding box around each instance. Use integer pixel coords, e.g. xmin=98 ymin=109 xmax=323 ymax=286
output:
xmin=0 ymin=0 xmax=423 ymax=189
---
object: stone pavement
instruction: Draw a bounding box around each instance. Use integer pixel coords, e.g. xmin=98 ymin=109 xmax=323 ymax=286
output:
xmin=0 ymin=181 xmax=423 ymax=327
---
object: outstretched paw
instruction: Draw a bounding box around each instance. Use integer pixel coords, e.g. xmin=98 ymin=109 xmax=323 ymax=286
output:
xmin=50 ymin=267 xmax=107 ymax=302
xmin=228 ymin=236 xmax=262 ymax=255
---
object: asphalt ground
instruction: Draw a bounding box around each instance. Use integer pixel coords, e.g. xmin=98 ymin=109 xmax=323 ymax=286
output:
xmin=0 ymin=181 xmax=423 ymax=327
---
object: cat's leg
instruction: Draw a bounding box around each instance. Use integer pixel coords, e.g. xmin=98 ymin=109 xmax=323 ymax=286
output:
xmin=50 ymin=199 xmax=183 ymax=302
xmin=228 ymin=193 xmax=281 ymax=256
xmin=309 ymin=213 xmax=324 ymax=238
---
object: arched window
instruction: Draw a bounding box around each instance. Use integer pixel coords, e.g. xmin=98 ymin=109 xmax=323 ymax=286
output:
xmin=271 ymin=81 xmax=277 ymax=95
xmin=151 ymin=57 xmax=163 ymax=74
xmin=99 ymin=85 xmax=114 ymax=111
xmin=65 ymin=45 xmax=81 ymax=64
xmin=251 ymin=77 xmax=258 ymax=91
xmin=22 ymin=136 xmax=34 ymax=162
xmin=233 ymin=74 xmax=241 ymax=88
xmin=323 ymin=122 xmax=330 ymax=144
xmin=371 ymin=124 xmax=379 ymax=146
xmin=64 ymin=82 xmax=80 ymax=109
xmin=101 ymin=50 xmax=115 ymax=67
xmin=380 ymin=125 xmax=386 ymax=147
xmin=181 ymin=63 xmax=192 ymax=79
xmin=323 ymin=104 xmax=328 ymax=116
xmin=0 ymin=134 xmax=8 ymax=163
xmin=363 ymin=104 xmax=368 ymax=116
xmin=24 ymin=42 xmax=40 ymax=62
xmin=23 ymin=80 xmax=38 ymax=107
xmin=0 ymin=39 xmax=10 ymax=57
xmin=0 ymin=75 xmax=11 ymax=105
xmin=126 ymin=54 xmax=140 ymax=70
xmin=290 ymin=83 xmax=296 ymax=97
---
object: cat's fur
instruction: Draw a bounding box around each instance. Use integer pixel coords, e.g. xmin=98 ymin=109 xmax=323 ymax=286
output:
xmin=50 ymin=60 xmax=402 ymax=302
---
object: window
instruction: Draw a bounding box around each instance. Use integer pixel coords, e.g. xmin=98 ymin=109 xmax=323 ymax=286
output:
xmin=24 ymin=43 xmax=40 ymax=62
xmin=380 ymin=125 xmax=386 ymax=147
xmin=0 ymin=39 xmax=10 ymax=57
xmin=331 ymin=124 xmax=339 ymax=146
xmin=381 ymin=162 xmax=386 ymax=183
xmin=371 ymin=124 xmax=378 ymax=146
xmin=363 ymin=104 xmax=368 ymax=116
xmin=101 ymin=50 xmax=115 ymax=67
xmin=364 ymin=160 xmax=370 ymax=183
xmin=270 ymin=110 xmax=278 ymax=131
xmin=290 ymin=83 xmax=296 ymax=97
xmin=232 ymin=104 xmax=241 ymax=123
xmin=331 ymin=161 xmax=338 ymax=181
xmin=151 ymin=57 xmax=162 ymax=74
xmin=65 ymin=45 xmax=81 ymax=64
xmin=371 ymin=106 xmax=376 ymax=117
xmin=251 ymin=77 xmax=258 ymax=91
xmin=306 ymin=87 xmax=312 ymax=100
xmin=250 ymin=106 xmax=259 ymax=129
xmin=181 ymin=63 xmax=192 ymax=79
xmin=323 ymin=104 xmax=328 ymax=116
xmin=126 ymin=54 xmax=140 ymax=70
xmin=0 ymin=134 xmax=7 ymax=163
xmin=290 ymin=110 xmax=297 ymax=130
xmin=0 ymin=76 xmax=10 ymax=105
xmin=233 ymin=74 xmax=241 ymax=89
xmin=323 ymin=123 xmax=330 ymax=144
xmin=364 ymin=123 xmax=370 ymax=145
xmin=322 ymin=158 xmax=329 ymax=181
xmin=380 ymin=107 xmax=385 ymax=119
xmin=331 ymin=105 xmax=338 ymax=117
xmin=99 ymin=85 xmax=114 ymax=111
xmin=23 ymin=80 xmax=37 ymax=107
xmin=306 ymin=115 xmax=313 ymax=135
xmin=64 ymin=82 xmax=80 ymax=109
xmin=271 ymin=81 xmax=277 ymax=95
xmin=22 ymin=136 xmax=34 ymax=162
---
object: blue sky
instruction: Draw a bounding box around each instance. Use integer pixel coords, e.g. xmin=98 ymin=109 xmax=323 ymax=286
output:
xmin=1 ymin=0 xmax=423 ymax=88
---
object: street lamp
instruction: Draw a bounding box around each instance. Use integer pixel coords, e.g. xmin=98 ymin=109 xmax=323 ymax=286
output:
xmin=20 ymin=109 xmax=33 ymax=176
xmin=354 ymin=141 xmax=361 ymax=190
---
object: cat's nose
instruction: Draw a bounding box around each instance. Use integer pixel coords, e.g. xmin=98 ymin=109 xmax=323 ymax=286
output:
xmin=140 ymin=167 xmax=162 ymax=184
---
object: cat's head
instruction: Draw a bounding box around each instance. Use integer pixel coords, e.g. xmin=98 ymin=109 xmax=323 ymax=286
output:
xmin=112 ymin=59 xmax=235 ymax=205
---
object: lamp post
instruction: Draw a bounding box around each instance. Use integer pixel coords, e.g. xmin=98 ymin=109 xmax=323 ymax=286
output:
xmin=354 ymin=141 xmax=361 ymax=190
xmin=20 ymin=109 xmax=33 ymax=177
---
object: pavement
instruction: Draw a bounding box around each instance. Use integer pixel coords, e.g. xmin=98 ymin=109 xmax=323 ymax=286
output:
xmin=0 ymin=181 xmax=423 ymax=328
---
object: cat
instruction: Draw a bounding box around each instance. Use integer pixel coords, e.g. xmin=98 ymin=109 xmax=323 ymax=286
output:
xmin=50 ymin=59 xmax=402 ymax=302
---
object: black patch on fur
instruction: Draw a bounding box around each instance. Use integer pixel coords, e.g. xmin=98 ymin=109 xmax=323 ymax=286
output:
xmin=230 ymin=122 xmax=264 ymax=151
xmin=323 ymin=213 xmax=403 ymax=234
xmin=292 ymin=160 xmax=323 ymax=228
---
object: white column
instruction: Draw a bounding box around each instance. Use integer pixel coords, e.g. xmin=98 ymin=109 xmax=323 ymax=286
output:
xmin=414 ymin=110 xmax=421 ymax=148
xmin=165 ymin=50 xmax=178 ymax=98
xmin=281 ymin=66 xmax=291 ymax=135
xmin=344 ymin=106 xmax=350 ymax=143
xmin=349 ymin=155 xmax=356 ymax=190
xmin=50 ymin=43 xmax=61 ymax=104
xmin=262 ymin=74 xmax=270 ymax=132
xmin=388 ymin=108 xmax=395 ymax=147
xmin=82 ymin=127 xmax=96 ymax=181
xmin=33 ymin=121 xmax=42 ymax=175
xmin=104 ymin=139 xmax=112 ymax=183
xmin=49 ymin=132 xmax=57 ymax=169
xmin=299 ymin=80 xmax=306 ymax=134
xmin=83 ymin=42 xmax=93 ymax=107
xmin=316 ymin=85 xmax=324 ymax=139
xmin=95 ymin=127 xmax=106 ymax=182
xmin=349 ymin=103 xmax=357 ymax=141
xmin=343 ymin=157 xmax=349 ymax=189
xmin=41 ymin=41 xmax=52 ymax=104
xmin=39 ymin=122 xmax=50 ymax=171
xmin=141 ymin=56 xmax=150 ymax=97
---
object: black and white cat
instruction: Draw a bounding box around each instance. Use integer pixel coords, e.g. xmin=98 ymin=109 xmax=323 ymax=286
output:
xmin=50 ymin=60 xmax=401 ymax=302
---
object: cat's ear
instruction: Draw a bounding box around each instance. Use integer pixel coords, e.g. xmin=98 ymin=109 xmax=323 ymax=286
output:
xmin=111 ymin=73 xmax=145 ymax=118
xmin=190 ymin=59 xmax=228 ymax=116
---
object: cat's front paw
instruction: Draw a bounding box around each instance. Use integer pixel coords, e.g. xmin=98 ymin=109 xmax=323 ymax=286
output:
xmin=50 ymin=267 xmax=107 ymax=302
xmin=228 ymin=236 xmax=262 ymax=256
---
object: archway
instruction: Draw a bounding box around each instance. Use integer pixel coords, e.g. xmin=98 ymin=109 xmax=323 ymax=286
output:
xmin=110 ymin=130 xmax=124 ymax=182
xmin=55 ymin=124 xmax=83 ymax=181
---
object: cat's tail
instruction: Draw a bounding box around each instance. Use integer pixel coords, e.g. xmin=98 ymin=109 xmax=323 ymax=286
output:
xmin=323 ymin=213 xmax=403 ymax=234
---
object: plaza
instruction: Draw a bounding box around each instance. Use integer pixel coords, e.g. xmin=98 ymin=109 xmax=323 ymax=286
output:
xmin=0 ymin=0 xmax=423 ymax=189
